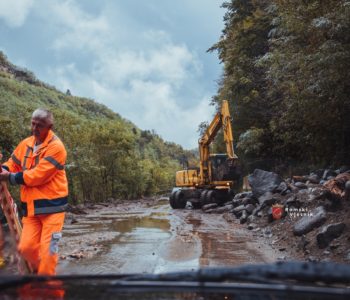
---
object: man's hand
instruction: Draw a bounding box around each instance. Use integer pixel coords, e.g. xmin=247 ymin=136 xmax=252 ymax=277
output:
xmin=0 ymin=169 xmax=10 ymax=182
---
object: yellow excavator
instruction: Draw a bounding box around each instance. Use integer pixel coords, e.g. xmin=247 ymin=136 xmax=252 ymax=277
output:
xmin=170 ymin=100 xmax=241 ymax=209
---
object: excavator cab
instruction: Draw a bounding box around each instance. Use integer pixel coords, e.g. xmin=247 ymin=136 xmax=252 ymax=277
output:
xmin=209 ymin=154 xmax=240 ymax=182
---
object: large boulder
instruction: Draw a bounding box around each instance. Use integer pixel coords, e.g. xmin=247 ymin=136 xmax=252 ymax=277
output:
xmin=293 ymin=206 xmax=327 ymax=236
xmin=248 ymin=169 xmax=283 ymax=198
xmin=316 ymin=223 xmax=346 ymax=249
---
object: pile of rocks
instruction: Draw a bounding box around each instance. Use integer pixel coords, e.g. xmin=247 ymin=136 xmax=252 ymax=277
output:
xmin=201 ymin=168 xmax=350 ymax=261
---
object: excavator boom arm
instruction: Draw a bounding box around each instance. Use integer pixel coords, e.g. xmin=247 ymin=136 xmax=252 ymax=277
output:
xmin=198 ymin=100 xmax=237 ymax=185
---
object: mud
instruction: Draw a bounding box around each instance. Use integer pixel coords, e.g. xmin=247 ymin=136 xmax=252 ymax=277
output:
xmin=57 ymin=198 xmax=280 ymax=275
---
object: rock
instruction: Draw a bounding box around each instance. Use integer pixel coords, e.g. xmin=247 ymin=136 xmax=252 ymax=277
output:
xmin=316 ymin=222 xmax=346 ymax=249
xmin=232 ymin=198 xmax=243 ymax=208
xmin=308 ymin=187 xmax=328 ymax=202
xmin=289 ymin=184 xmax=299 ymax=193
xmin=275 ymin=181 xmax=289 ymax=194
xmin=337 ymin=166 xmax=350 ymax=174
xmin=239 ymin=210 xmax=248 ymax=224
xmin=232 ymin=204 xmax=246 ymax=216
xmin=244 ymin=203 xmax=255 ymax=215
xmin=322 ymin=198 xmax=337 ymax=211
xmin=256 ymin=211 xmax=263 ymax=217
xmin=202 ymin=203 xmax=218 ymax=211
xmin=223 ymin=203 xmax=234 ymax=210
xmin=214 ymin=205 xmax=234 ymax=214
xmin=206 ymin=206 xmax=231 ymax=214
xmin=248 ymin=169 xmax=283 ymax=198
xmin=247 ymin=223 xmax=257 ymax=230
xmin=263 ymin=227 xmax=272 ymax=238
xmin=258 ymin=192 xmax=276 ymax=207
xmin=322 ymin=169 xmax=338 ymax=180
xmin=242 ymin=197 xmax=258 ymax=206
xmin=306 ymin=174 xmax=320 ymax=184
xmin=247 ymin=215 xmax=257 ymax=223
xmin=286 ymin=195 xmax=302 ymax=208
xmin=310 ymin=169 xmax=324 ymax=178
xmin=267 ymin=207 xmax=274 ymax=223
xmin=234 ymin=192 xmax=253 ymax=199
xmin=293 ymin=206 xmax=327 ymax=236
xmin=292 ymin=175 xmax=307 ymax=183
xmin=297 ymin=235 xmax=310 ymax=252
xmin=294 ymin=182 xmax=307 ymax=189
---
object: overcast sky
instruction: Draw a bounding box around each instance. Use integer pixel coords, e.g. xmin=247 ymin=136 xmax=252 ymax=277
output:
xmin=0 ymin=0 xmax=225 ymax=149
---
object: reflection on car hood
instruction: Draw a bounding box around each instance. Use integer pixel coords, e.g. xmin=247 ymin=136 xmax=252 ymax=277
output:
xmin=0 ymin=261 xmax=350 ymax=300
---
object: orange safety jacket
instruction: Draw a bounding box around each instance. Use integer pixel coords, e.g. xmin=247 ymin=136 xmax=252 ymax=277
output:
xmin=2 ymin=130 xmax=68 ymax=217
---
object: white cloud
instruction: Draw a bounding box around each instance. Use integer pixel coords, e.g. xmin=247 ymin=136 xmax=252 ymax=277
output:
xmin=40 ymin=0 xmax=216 ymax=148
xmin=0 ymin=0 xmax=34 ymax=27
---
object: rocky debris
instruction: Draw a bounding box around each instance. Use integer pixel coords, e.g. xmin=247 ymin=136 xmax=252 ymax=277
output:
xmin=248 ymin=169 xmax=283 ymax=198
xmin=199 ymin=167 xmax=350 ymax=264
xmin=316 ymin=223 xmax=346 ymax=249
xmin=293 ymin=206 xmax=327 ymax=236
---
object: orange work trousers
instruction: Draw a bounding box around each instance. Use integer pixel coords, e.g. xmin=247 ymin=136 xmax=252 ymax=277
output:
xmin=18 ymin=212 xmax=65 ymax=275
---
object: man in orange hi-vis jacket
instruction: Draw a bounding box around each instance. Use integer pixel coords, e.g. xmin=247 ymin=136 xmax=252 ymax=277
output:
xmin=0 ymin=108 xmax=68 ymax=275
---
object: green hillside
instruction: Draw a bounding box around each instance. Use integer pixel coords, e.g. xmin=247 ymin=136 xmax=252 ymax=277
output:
xmin=0 ymin=51 xmax=196 ymax=203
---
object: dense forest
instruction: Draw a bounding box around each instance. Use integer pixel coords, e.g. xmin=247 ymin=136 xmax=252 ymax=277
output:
xmin=210 ymin=0 xmax=350 ymax=174
xmin=0 ymin=52 xmax=196 ymax=203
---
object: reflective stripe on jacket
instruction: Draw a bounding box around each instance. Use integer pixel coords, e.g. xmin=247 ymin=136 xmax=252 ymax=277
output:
xmin=3 ymin=130 xmax=68 ymax=217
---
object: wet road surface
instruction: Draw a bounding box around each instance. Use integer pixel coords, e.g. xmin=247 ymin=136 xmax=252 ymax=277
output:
xmin=58 ymin=199 xmax=278 ymax=274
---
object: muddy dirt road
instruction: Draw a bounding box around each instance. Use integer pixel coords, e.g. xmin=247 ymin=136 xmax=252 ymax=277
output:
xmin=58 ymin=198 xmax=279 ymax=275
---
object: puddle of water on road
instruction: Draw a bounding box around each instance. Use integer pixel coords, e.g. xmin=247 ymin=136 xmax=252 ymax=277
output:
xmin=186 ymin=215 xmax=265 ymax=267
xmin=59 ymin=212 xmax=178 ymax=274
